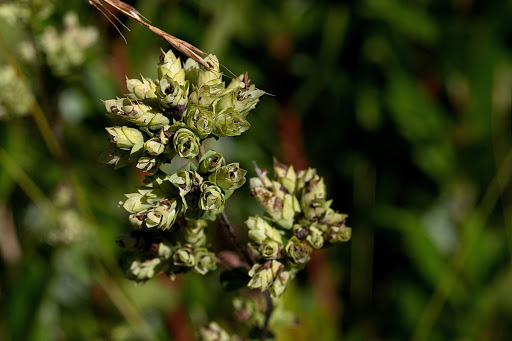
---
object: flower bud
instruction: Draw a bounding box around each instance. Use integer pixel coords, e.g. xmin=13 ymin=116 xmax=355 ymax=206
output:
xmin=144 ymin=199 xmax=179 ymax=230
xmin=199 ymin=322 xmax=232 ymax=341
xmin=194 ymin=248 xmax=217 ymax=275
xmin=158 ymin=49 xmax=186 ymax=86
xmin=182 ymin=219 xmax=208 ymax=246
xmin=126 ymin=76 xmax=158 ymax=100
xmin=247 ymin=260 xmax=284 ymax=292
xmin=246 ymin=216 xmax=283 ymax=245
xmin=144 ymin=138 xmax=166 ymax=156
xmin=173 ymin=128 xmax=200 ymax=158
xmin=198 ymin=151 xmax=225 ymax=174
xmin=285 ymin=236 xmax=312 ymax=266
xmin=259 ymin=240 xmax=282 ymax=260
xmin=136 ymin=154 xmax=161 ymax=174
xmin=106 ymin=126 xmax=144 ymax=150
xmin=127 ymin=258 xmax=161 ymax=282
xmin=158 ymin=242 xmax=173 ymax=258
xmin=269 ymin=269 xmax=292 ymax=298
xmin=105 ymin=99 xmax=169 ymax=130
xmin=169 ymin=170 xmax=197 ymax=197
xmin=121 ymin=191 xmax=154 ymax=213
xmin=199 ymin=182 xmax=225 ymax=211
xmin=185 ymin=106 xmax=215 ymax=139
xmin=157 ymin=76 xmax=188 ymax=107
xmin=213 ymin=108 xmax=250 ymax=137
xmin=273 ymin=159 xmax=297 ymax=194
xmin=325 ymin=225 xmax=352 ymax=243
xmin=173 ymin=245 xmax=195 ymax=267
xmin=322 ymin=209 xmax=348 ymax=226
xmin=208 ymin=163 xmax=247 ymax=190
xmin=197 ymin=55 xmax=221 ymax=88
xmin=306 ymin=225 xmax=324 ymax=249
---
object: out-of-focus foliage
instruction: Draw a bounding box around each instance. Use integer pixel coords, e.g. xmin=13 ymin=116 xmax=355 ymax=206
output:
xmin=1 ymin=0 xmax=512 ymax=340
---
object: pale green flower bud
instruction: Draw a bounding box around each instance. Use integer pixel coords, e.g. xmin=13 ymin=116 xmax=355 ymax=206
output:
xmin=194 ymin=248 xmax=217 ymax=275
xmin=126 ymin=76 xmax=158 ymax=100
xmin=301 ymin=198 xmax=331 ymax=222
xmin=296 ymin=168 xmax=317 ymax=193
xmin=197 ymin=55 xmax=222 ymax=88
xmin=326 ymin=225 xmax=352 ymax=243
xmin=322 ymin=209 xmax=348 ymax=226
xmin=233 ymin=84 xmax=266 ymax=116
xmin=188 ymin=84 xmax=222 ymax=107
xmin=269 ymin=269 xmax=292 ymax=298
xmin=144 ymin=199 xmax=179 ymax=230
xmin=225 ymin=74 xmax=266 ymax=115
xmin=105 ymin=98 xmax=170 ymax=130
xmin=274 ymin=159 xmax=297 ymax=194
xmin=106 ymin=126 xmax=144 ymax=150
xmin=169 ymin=170 xmax=203 ymax=207
xmin=199 ymin=182 xmax=225 ymax=211
xmin=306 ymin=225 xmax=324 ymax=249
xmin=249 ymin=173 xmax=273 ymax=189
xmin=271 ymin=194 xmax=300 ymax=229
xmin=157 ymin=76 xmax=188 ymax=108
xmin=199 ymin=322 xmax=232 ymax=341
xmin=285 ymin=236 xmax=312 ymax=266
xmin=136 ymin=154 xmax=161 ymax=174
xmin=247 ymin=260 xmax=284 ymax=292
xmin=184 ymin=106 xmax=215 ymax=139
xmin=214 ymin=91 xmax=236 ymax=113
xmin=208 ymin=163 xmax=247 ymax=190
xmin=128 ymin=258 xmax=161 ymax=282
xmin=128 ymin=213 xmax=144 ymax=227
xmin=173 ymin=128 xmax=200 ymax=158
xmin=173 ymin=246 xmax=195 ymax=267
xmin=259 ymin=240 xmax=282 ymax=260
xmin=183 ymin=220 xmax=208 ymax=246
xmin=158 ymin=242 xmax=173 ymax=258
xmin=246 ymin=216 xmax=283 ymax=245
xmin=213 ymin=108 xmax=250 ymax=137
xmin=121 ymin=192 xmax=154 ymax=213
xmin=144 ymin=138 xmax=166 ymax=156
xmin=158 ymin=49 xmax=186 ymax=86
xmin=250 ymin=185 xmax=299 ymax=229
xmin=198 ymin=151 xmax=225 ymax=174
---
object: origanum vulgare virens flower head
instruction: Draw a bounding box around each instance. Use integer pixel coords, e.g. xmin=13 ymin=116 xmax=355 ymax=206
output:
xmin=246 ymin=159 xmax=351 ymax=298
xmin=102 ymin=49 xmax=264 ymax=174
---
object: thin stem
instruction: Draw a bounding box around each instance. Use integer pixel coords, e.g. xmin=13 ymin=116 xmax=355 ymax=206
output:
xmin=261 ymin=290 xmax=273 ymax=341
xmin=218 ymin=212 xmax=253 ymax=266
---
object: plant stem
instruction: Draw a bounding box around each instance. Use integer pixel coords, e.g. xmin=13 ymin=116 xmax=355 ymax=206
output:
xmin=261 ymin=290 xmax=273 ymax=341
xmin=218 ymin=212 xmax=253 ymax=266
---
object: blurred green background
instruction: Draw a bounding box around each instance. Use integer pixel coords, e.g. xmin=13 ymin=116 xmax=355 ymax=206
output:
xmin=1 ymin=0 xmax=512 ymax=340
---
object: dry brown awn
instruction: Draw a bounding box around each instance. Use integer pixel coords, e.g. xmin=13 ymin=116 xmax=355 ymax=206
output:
xmin=87 ymin=0 xmax=213 ymax=70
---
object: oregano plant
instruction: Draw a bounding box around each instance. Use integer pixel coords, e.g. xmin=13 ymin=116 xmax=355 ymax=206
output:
xmin=97 ymin=2 xmax=352 ymax=339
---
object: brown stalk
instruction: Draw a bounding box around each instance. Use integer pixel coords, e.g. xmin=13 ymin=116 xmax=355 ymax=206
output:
xmin=87 ymin=0 xmax=213 ymax=70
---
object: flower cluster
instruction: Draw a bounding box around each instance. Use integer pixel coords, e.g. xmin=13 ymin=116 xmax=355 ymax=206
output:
xmin=198 ymin=322 xmax=242 ymax=341
xmin=118 ymin=219 xmax=218 ymax=281
xmin=117 ymin=151 xmax=247 ymax=281
xmin=0 ymin=65 xmax=34 ymax=119
xmin=246 ymin=159 xmax=351 ymax=297
xmin=102 ymin=49 xmax=265 ymax=174
xmin=38 ymin=12 xmax=98 ymax=76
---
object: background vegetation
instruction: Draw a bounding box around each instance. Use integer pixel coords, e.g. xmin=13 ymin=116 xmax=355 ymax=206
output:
xmin=1 ymin=0 xmax=512 ymax=340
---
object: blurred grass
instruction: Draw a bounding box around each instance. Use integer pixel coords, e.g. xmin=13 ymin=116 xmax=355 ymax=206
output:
xmin=1 ymin=0 xmax=512 ymax=340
